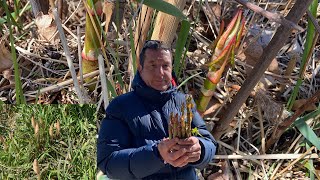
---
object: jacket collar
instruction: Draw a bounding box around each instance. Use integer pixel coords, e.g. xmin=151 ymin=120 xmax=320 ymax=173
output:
xmin=132 ymin=72 xmax=176 ymax=105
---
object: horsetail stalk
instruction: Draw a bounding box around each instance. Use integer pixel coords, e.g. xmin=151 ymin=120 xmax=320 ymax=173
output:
xmin=169 ymin=95 xmax=194 ymax=139
xmin=196 ymin=9 xmax=245 ymax=114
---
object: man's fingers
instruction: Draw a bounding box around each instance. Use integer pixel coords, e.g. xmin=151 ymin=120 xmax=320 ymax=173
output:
xmin=185 ymin=151 xmax=201 ymax=158
xmin=169 ymin=154 xmax=188 ymax=167
xmin=176 ymin=161 xmax=188 ymax=167
xmin=168 ymin=147 xmax=187 ymax=161
xmin=177 ymin=136 xmax=199 ymax=145
xmin=159 ymin=138 xmax=179 ymax=151
xmin=163 ymin=138 xmax=179 ymax=149
xmin=186 ymin=156 xmax=200 ymax=163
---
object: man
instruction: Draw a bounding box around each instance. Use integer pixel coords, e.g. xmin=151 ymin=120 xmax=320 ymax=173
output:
xmin=97 ymin=40 xmax=217 ymax=180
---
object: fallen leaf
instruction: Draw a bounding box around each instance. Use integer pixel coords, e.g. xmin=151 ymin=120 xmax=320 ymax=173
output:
xmin=0 ymin=41 xmax=13 ymax=73
xmin=2 ymin=69 xmax=14 ymax=84
xmin=292 ymin=99 xmax=317 ymax=112
xmin=35 ymin=13 xmax=58 ymax=43
xmin=268 ymin=58 xmax=280 ymax=74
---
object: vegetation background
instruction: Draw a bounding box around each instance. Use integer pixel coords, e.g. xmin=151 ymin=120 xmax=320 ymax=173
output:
xmin=0 ymin=104 xmax=98 ymax=179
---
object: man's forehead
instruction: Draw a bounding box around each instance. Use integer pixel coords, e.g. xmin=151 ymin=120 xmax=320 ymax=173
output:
xmin=145 ymin=49 xmax=172 ymax=58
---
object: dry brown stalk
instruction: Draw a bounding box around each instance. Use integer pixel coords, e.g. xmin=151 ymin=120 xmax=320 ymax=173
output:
xmin=212 ymin=0 xmax=314 ymax=140
xmin=265 ymin=90 xmax=320 ymax=150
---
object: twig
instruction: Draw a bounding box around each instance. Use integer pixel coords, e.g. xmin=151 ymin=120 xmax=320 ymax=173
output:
xmin=52 ymin=8 xmax=84 ymax=104
xmin=98 ymin=55 xmax=109 ymax=109
xmin=214 ymin=153 xmax=319 ymax=160
xmin=307 ymin=10 xmax=320 ymax=35
xmin=234 ymin=0 xmax=304 ymax=32
xmin=212 ymin=0 xmax=314 ymax=140
xmin=266 ymin=90 xmax=320 ymax=149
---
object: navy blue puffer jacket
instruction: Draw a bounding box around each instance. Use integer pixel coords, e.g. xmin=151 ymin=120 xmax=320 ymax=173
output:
xmin=97 ymin=72 xmax=217 ymax=180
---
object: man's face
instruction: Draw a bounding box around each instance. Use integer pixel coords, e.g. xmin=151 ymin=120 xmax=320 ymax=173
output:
xmin=139 ymin=49 xmax=173 ymax=91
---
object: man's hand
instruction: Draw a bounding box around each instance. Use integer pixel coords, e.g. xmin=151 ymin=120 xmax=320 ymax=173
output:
xmin=176 ymin=136 xmax=201 ymax=163
xmin=158 ymin=138 xmax=188 ymax=167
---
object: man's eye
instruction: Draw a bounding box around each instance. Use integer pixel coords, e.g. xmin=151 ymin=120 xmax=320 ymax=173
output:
xmin=163 ymin=65 xmax=169 ymax=69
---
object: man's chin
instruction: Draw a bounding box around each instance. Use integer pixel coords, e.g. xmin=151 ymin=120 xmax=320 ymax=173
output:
xmin=152 ymin=85 xmax=168 ymax=91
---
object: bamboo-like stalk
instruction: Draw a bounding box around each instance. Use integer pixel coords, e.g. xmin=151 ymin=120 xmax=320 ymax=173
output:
xmin=151 ymin=0 xmax=187 ymax=46
xmin=196 ymin=9 xmax=244 ymax=114
xmin=82 ymin=0 xmax=102 ymax=90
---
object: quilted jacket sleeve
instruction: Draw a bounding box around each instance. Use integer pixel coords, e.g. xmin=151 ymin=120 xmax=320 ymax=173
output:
xmin=97 ymin=98 xmax=166 ymax=179
xmin=188 ymin=99 xmax=218 ymax=170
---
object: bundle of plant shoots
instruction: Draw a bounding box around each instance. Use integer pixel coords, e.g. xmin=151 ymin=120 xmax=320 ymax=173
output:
xmin=169 ymin=95 xmax=197 ymax=139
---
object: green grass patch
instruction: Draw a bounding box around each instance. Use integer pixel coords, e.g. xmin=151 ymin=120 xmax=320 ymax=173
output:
xmin=0 ymin=104 xmax=97 ymax=179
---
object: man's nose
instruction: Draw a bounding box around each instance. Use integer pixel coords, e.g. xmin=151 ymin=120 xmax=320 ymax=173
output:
xmin=157 ymin=66 xmax=164 ymax=76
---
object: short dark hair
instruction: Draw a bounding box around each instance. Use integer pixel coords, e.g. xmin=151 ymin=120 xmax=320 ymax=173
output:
xmin=139 ymin=40 xmax=172 ymax=67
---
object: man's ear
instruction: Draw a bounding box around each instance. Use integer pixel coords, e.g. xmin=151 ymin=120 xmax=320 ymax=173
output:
xmin=138 ymin=64 xmax=142 ymax=72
